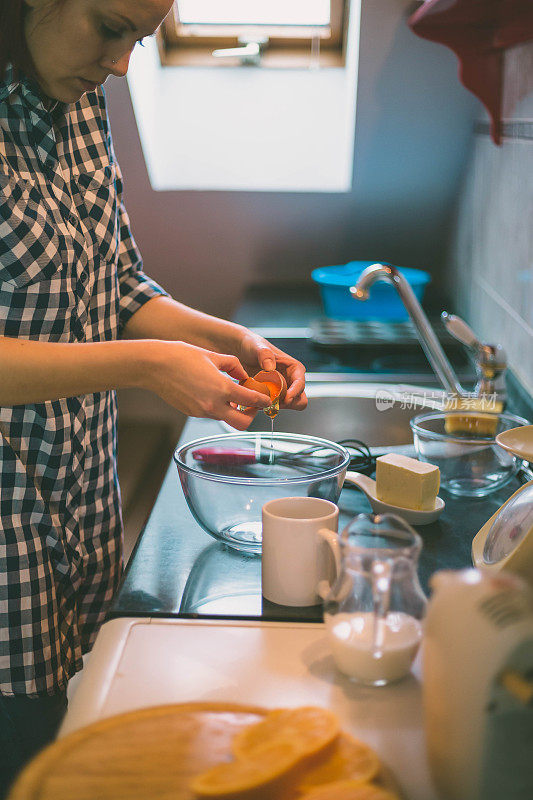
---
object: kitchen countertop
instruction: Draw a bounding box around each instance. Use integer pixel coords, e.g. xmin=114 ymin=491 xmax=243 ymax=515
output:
xmin=110 ymin=283 xmax=533 ymax=621
xmin=109 ymin=416 xmax=531 ymax=622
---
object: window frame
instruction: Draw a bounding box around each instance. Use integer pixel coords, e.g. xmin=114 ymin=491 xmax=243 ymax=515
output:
xmin=159 ymin=0 xmax=349 ymax=68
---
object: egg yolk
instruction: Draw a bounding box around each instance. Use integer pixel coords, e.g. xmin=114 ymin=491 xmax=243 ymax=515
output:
xmin=260 ymin=381 xmax=281 ymax=401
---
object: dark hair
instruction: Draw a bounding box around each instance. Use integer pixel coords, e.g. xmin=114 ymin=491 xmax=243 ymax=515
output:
xmin=0 ymin=0 xmax=31 ymax=79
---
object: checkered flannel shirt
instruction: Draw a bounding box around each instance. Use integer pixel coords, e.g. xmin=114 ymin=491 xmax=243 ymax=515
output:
xmin=0 ymin=66 xmax=167 ymax=696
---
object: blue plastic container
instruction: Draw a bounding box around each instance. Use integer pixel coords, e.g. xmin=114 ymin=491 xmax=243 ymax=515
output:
xmin=311 ymin=261 xmax=431 ymax=322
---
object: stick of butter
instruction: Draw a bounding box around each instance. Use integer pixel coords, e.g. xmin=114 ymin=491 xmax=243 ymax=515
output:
xmin=443 ymin=397 xmax=503 ymax=436
xmin=376 ymin=453 xmax=440 ymax=511
xmin=444 ymin=411 xmax=499 ymax=436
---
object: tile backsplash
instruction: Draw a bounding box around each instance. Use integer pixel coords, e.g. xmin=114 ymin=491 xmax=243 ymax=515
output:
xmin=448 ymin=42 xmax=533 ymax=399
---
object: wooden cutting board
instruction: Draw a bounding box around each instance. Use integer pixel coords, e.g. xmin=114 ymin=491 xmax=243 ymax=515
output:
xmin=9 ymin=702 xmax=267 ymax=800
xmin=10 ymin=701 xmax=402 ymax=800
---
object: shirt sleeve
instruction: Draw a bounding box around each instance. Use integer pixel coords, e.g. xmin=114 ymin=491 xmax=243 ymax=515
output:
xmin=114 ymin=160 xmax=169 ymax=332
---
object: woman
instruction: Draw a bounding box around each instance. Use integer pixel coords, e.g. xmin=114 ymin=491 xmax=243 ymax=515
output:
xmin=0 ymin=0 xmax=307 ymax=791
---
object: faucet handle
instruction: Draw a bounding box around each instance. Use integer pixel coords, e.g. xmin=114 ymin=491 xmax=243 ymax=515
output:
xmin=441 ymin=311 xmax=506 ymax=365
xmin=442 ymin=312 xmax=507 ymax=406
xmin=441 ymin=312 xmax=480 ymax=350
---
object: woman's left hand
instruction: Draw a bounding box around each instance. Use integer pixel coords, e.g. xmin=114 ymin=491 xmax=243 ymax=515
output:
xmin=238 ymin=331 xmax=307 ymax=410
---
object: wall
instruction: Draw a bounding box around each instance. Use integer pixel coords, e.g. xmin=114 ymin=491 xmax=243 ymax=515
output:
xmin=448 ymin=42 xmax=533 ymax=397
xmin=105 ymin=0 xmax=477 ymax=319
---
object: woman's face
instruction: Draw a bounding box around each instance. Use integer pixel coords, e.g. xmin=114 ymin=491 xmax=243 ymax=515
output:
xmin=24 ymin=0 xmax=173 ymax=102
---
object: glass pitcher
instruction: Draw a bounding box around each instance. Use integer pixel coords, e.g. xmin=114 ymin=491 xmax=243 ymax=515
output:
xmin=320 ymin=513 xmax=427 ymax=686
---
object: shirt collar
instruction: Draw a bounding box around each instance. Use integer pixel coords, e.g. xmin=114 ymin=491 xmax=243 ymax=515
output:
xmin=1 ymin=63 xmax=69 ymax=167
xmin=0 ymin=63 xmax=66 ymax=116
xmin=0 ymin=64 xmax=20 ymax=103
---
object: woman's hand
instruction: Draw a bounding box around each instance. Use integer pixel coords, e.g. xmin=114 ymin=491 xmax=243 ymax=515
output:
xmin=146 ymin=340 xmax=272 ymax=430
xmin=237 ymin=330 xmax=307 ymax=411
xmin=121 ymin=298 xmax=307 ymax=412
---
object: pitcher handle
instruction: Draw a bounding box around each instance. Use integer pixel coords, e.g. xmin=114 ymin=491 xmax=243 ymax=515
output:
xmin=316 ymin=527 xmax=341 ymax=600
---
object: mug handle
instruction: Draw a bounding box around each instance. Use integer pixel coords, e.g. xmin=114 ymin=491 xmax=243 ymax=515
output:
xmin=316 ymin=528 xmax=341 ymax=600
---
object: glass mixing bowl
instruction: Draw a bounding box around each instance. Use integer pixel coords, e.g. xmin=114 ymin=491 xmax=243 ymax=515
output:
xmin=174 ymin=432 xmax=350 ymax=554
xmin=410 ymin=411 xmax=530 ymax=497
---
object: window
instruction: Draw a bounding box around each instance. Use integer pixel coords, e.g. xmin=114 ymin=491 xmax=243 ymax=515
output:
xmin=160 ymin=0 xmax=349 ymax=68
xmin=127 ymin=0 xmax=362 ymax=191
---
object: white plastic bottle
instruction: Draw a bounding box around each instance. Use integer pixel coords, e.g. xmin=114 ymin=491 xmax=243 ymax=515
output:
xmin=423 ymin=569 xmax=533 ymax=800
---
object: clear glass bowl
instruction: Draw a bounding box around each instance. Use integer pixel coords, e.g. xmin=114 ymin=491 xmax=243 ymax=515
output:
xmin=410 ymin=411 xmax=530 ymax=497
xmin=174 ymin=432 xmax=350 ymax=554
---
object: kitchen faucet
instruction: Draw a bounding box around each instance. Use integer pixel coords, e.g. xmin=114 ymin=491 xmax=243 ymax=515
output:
xmin=350 ymin=264 xmax=507 ymax=407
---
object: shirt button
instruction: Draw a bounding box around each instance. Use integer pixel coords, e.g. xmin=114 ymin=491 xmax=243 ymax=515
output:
xmin=79 ymin=271 xmax=88 ymax=283
xmin=69 ymin=213 xmax=77 ymax=226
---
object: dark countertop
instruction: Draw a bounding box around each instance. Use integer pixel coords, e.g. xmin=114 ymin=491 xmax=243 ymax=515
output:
xmin=109 ymin=416 xmax=531 ymax=623
xmin=233 ymin=284 xmax=324 ymax=328
xmin=109 ymin=284 xmax=533 ymax=623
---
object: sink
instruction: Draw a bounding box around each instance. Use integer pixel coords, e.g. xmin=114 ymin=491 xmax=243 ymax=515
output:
xmin=229 ymin=383 xmax=443 ymax=447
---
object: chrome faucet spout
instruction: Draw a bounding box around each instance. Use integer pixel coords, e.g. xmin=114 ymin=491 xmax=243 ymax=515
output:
xmin=350 ymin=264 xmax=471 ymax=398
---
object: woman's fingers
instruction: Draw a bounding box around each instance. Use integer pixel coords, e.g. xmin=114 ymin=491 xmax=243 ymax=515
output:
xmin=284 ymin=390 xmax=308 ymax=410
xmin=210 ymin=353 xmax=249 ymax=382
xmin=159 ymin=338 xmax=305 ymax=424
xmin=256 ymin=346 xmax=276 ymax=372
xmin=283 ymin=373 xmax=306 ymax=403
xmin=222 ymin=405 xmax=257 ymax=430
xmin=208 ymin=353 xmax=274 ymax=409
xmin=238 ymin=333 xmax=307 ymax=409
xmin=153 ymin=342 xmax=269 ymax=421
xmin=230 ymin=381 xmax=271 ymax=408
xmin=271 ymin=355 xmax=307 ymax=408
xmin=238 ymin=334 xmax=276 ymax=373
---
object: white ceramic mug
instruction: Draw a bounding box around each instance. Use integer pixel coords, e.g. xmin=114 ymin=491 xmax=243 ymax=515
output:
xmin=262 ymin=497 xmax=339 ymax=607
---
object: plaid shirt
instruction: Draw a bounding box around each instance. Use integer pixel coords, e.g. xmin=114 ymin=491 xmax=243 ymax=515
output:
xmin=0 ymin=66 xmax=167 ymax=696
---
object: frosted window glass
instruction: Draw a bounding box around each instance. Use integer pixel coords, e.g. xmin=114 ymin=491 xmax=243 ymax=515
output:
xmin=177 ymin=0 xmax=331 ymax=27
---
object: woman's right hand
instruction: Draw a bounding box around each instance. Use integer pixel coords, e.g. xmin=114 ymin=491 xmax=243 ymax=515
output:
xmin=146 ymin=340 xmax=271 ymax=429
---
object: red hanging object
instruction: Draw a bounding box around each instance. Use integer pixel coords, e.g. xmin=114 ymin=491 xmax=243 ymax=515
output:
xmin=408 ymin=0 xmax=533 ymax=145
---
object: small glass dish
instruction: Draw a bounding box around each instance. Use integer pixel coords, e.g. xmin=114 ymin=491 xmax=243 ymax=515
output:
xmin=410 ymin=411 xmax=530 ymax=497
